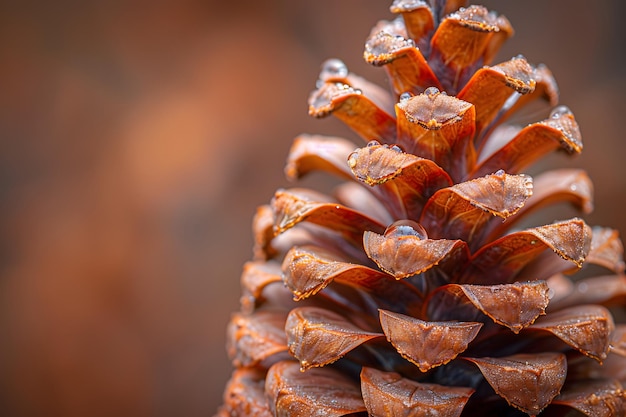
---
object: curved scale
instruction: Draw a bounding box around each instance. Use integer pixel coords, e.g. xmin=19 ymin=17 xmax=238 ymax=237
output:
xmin=458 ymin=55 xmax=536 ymax=140
xmin=252 ymin=204 xmax=278 ymax=260
xmin=529 ymin=304 xmax=614 ymax=362
xmin=420 ymin=171 xmax=532 ymax=249
xmin=360 ymin=366 xmax=474 ymax=417
xmin=429 ymin=5 xmax=512 ymax=93
xmin=496 ymin=63 xmax=559 ymax=126
xmin=389 ymin=0 xmax=434 ymax=52
xmin=282 ymin=245 xmax=423 ymax=314
xmin=265 ymin=361 xmax=366 ymax=417
xmin=364 ymin=30 xmax=440 ymax=96
xmin=395 ymin=88 xmax=475 ymax=181
xmin=226 ymin=310 xmax=288 ymax=368
xmin=348 ymin=142 xmax=453 ymax=219
xmin=284 ymin=134 xmax=358 ymax=181
xmin=309 ymin=81 xmax=397 ymax=142
xmin=316 ymin=58 xmax=396 ymax=114
xmin=364 ymin=226 xmax=469 ymax=279
xmin=285 ymin=306 xmax=382 ymax=370
xmin=239 ymin=260 xmax=283 ymax=313
xmin=552 ymin=379 xmax=626 ymax=417
xmin=427 ymin=281 xmax=549 ymax=333
xmin=466 ymin=218 xmax=592 ymax=284
xmin=379 ymin=309 xmax=482 ymax=372
xmin=472 ymin=106 xmax=583 ymax=178
xmin=587 ymin=226 xmax=626 ymax=273
xmin=465 ymin=352 xmax=567 ymax=416
xmin=271 ymin=188 xmax=386 ymax=247
xmin=219 ymin=368 xmax=272 ymax=417
xmin=484 ymin=169 xmax=594 ymax=242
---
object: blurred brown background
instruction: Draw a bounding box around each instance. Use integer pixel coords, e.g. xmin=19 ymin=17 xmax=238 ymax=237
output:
xmin=0 ymin=1 xmax=624 ymax=416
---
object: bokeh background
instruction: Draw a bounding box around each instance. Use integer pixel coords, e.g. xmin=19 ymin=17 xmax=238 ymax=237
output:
xmin=0 ymin=1 xmax=624 ymax=416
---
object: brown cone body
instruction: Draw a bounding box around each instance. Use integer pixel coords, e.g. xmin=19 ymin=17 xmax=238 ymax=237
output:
xmin=218 ymin=1 xmax=626 ymax=416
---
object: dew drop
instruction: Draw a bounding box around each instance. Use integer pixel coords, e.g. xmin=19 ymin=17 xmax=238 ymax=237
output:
xmin=423 ymin=86 xmax=440 ymax=97
xmin=320 ymin=58 xmax=348 ymax=81
xmin=399 ymin=92 xmax=412 ymax=103
xmin=348 ymin=152 xmax=358 ymax=168
xmin=550 ymin=105 xmax=572 ymax=119
xmin=367 ymin=140 xmax=381 ymax=147
xmin=390 ymin=144 xmax=403 ymax=153
xmin=384 ymin=219 xmax=428 ymax=240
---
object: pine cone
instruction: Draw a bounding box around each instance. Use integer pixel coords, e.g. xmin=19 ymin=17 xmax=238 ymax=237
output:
xmin=218 ymin=1 xmax=626 ymax=416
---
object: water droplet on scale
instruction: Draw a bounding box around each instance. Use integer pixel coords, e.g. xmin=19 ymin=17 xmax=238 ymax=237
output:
xmin=348 ymin=152 xmax=358 ymax=168
xmin=550 ymin=105 xmax=572 ymax=119
xmin=423 ymin=86 xmax=440 ymax=97
xmin=367 ymin=140 xmax=381 ymax=147
xmin=384 ymin=220 xmax=428 ymax=240
xmin=320 ymin=58 xmax=348 ymax=81
xmin=399 ymin=92 xmax=412 ymax=103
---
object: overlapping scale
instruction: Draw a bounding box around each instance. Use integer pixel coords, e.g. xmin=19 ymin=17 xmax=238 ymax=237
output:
xmin=219 ymin=368 xmax=272 ymax=417
xmin=588 ymin=226 xmax=626 ymax=273
xmin=472 ymin=105 xmax=583 ymax=178
xmin=465 ymin=353 xmax=567 ymax=416
xmin=467 ymin=218 xmax=592 ymax=283
xmin=226 ymin=310 xmax=288 ymax=368
xmin=281 ymin=245 xmax=423 ymax=315
xmin=426 ymin=281 xmax=549 ymax=333
xmin=361 ymin=366 xmax=474 ymax=416
xmin=552 ymin=379 xmax=626 ymax=417
xmin=309 ymin=81 xmax=397 ymax=142
xmin=284 ymin=134 xmax=357 ymax=182
xmin=429 ymin=5 xmax=513 ymax=93
xmin=379 ymin=309 xmax=482 ymax=372
xmin=285 ymin=306 xmax=382 ymax=370
xmin=395 ymin=88 xmax=475 ymax=181
xmin=348 ymin=142 xmax=452 ymax=219
xmin=420 ymin=171 xmax=533 ymax=248
xmin=239 ymin=261 xmax=283 ymax=313
xmin=364 ymin=223 xmax=468 ymax=279
xmin=271 ymin=188 xmax=386 ymax=246
xmin=389 ymin=0 xmax=435 ymax=52
xmin=364 ymin=30 xmax=440 ymax=97
xmin=457 ymin=55 xmax=535 ymax=140
xmin=529 ymin=304 xmax=614 ymax=362
xmin=265 ymin=361 xmax=367 ymax=416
